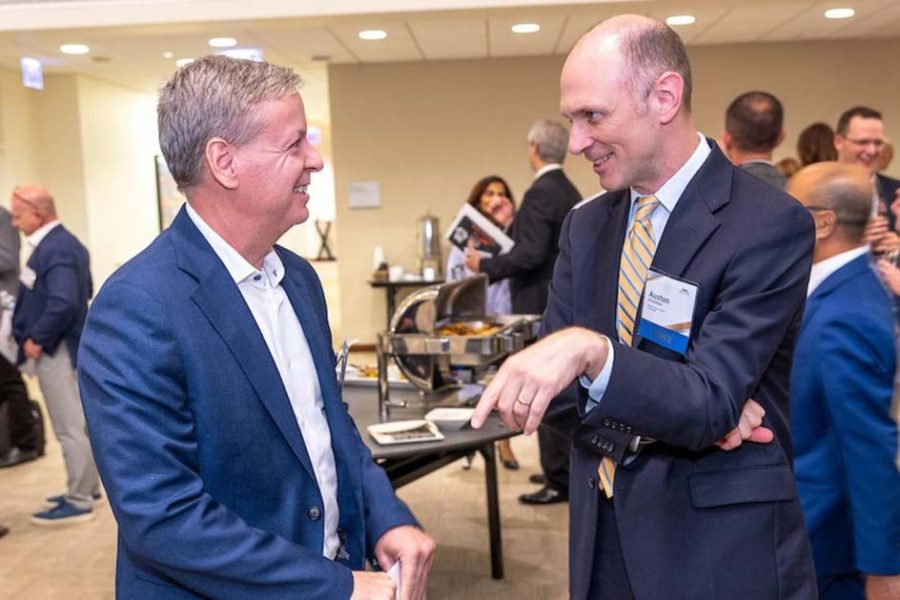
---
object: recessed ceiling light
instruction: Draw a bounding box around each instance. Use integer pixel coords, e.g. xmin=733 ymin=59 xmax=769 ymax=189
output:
xmin=666 ymin=15 xmax=696 ymax=26
xmin=824 ymin=8 xmax=855 ymax=19
xmin=208 ymin=37 xmax=237 ymax=48
xmin=511 ymin=23 xmax=541 ymax=34
xmin=175 ymin=58 xmax=194 ymax=68
xmin=358 ymin=29 xmax=388 ymax=41
xmin=162 ymin=51 xmax=174 ymax=59
xmin=59 ymin=43 xmax=90 ymax=55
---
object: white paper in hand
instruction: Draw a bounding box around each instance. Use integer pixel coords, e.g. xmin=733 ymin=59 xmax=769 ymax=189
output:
xmin=387 ymin=562 xmax=401 ymax=600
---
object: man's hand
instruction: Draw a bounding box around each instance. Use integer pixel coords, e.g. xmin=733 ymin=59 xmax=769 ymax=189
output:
xmin=373 ymin=525 xmax=435 ymax=600
xmin=350 ymin=571 xmax=396 ymax=600
xmin=471 ymin=327 xmax=607 ymax=435
xmin=876 ymin=259 xmax=900 ymax=296
xmin=864 ymin=216 xmax=900 ymax=254
xmin=866 ymin=574 xmax=900 ymax=600
xmin=463 ymin=241 xmax=481 ymax=272
xmin=714 ymin=399 xmax=774 ymax=451
xmin=23 ymin=338 xmax=43 ymax=359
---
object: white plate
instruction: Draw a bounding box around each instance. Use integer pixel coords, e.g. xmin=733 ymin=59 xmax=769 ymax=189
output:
xmin=424 ymin=408 xmax=475 ymax=432
xmin=367 ymin=419 xmax=445 ymax=445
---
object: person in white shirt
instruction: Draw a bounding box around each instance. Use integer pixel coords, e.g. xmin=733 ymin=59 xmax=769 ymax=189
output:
xmin=78 ymin=55 xmax=433 ymax=600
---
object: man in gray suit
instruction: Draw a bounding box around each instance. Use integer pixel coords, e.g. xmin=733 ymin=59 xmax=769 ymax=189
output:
xmin=0 ymin=204 xmax=39 ymax=469
xmin=722 ymin=91 xmax=788 ymax=189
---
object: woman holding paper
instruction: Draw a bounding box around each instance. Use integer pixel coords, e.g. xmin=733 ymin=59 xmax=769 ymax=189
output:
xmin=446 ymin=175 xmax=519 ymax=470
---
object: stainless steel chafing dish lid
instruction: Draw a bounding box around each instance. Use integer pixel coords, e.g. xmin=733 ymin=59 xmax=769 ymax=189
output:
xmin=389 ymin=274 xmax=488 ymax=335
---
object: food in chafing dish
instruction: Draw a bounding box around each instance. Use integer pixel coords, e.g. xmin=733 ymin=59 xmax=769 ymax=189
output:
xmin=434 ymin=321 xmax=502 ymax=337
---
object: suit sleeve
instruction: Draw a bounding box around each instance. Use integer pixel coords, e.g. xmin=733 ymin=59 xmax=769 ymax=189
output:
xmin=480 ymin=187 xmax=555 ymax=283
xmin=27 ymin=248 xmax=81 ymax=347
xmin=0 ymin=212 xmax=19 ymax=280
xmin=817 ymin=310 xmax=900 ymax=575
xmin=78 ymin=280 xmax=354 ymax=599
xmin=584 ymin=200 xmax=814 ymax=451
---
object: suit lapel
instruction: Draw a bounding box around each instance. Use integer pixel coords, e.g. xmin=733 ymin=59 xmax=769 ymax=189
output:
xmin=169 ymin=210 xmax=318 ymax=481
xmin=634 ymin=141 xmax=729 ymax=347
xmin=586 ymin=191 xmax=630 ymax=336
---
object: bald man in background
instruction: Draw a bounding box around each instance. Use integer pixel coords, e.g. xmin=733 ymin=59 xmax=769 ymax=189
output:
xmin=788 ymin=163 xmax=900 ymax=600
xmin=11 ymin=185 xmax=99 ymax=526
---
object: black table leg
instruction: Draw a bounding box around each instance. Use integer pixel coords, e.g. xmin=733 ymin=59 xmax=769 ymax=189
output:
xmin=478 ymin=442 xmax=504 ymax=579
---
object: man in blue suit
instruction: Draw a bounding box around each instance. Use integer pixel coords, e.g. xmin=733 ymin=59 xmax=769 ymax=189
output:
xmin=473 ymin=15 xmax=817 ymax=599
xmin=11 ymin=185 xmax=99 ymax=525
xmin=788 ymin=162 xmax=900 ymax=600
xmin=78 ymin=56 xmax=433 ymax=599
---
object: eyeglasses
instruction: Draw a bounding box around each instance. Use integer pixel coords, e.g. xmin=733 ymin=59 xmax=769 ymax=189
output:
xmin=842 ymin=137 xmax=886 ymax=149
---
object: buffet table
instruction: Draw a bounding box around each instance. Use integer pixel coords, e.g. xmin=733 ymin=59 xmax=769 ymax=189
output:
xmin=344 ymin=385 xmax=514 ymax=579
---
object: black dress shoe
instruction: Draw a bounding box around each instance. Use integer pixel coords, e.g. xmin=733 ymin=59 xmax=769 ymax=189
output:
xmin=0 ymin=525 xmax=8 ymax=539
xmin=519 ymin=485 xmax=569 ymax=505
xmin=528 ymin=473 xmax=547 ymax=485
xmin=0 ymin=447 xmax=39 ymax=469
xmin=502 ymin=458 xmax=520 ymax=470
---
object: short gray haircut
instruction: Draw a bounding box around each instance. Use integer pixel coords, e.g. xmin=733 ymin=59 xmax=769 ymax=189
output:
xmin=158 ymin=55 xmax=302 ymax=192
xmin=527 ymin=119 xmax=569 ymax=164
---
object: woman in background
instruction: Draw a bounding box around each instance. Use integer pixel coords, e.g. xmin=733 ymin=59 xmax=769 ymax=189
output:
xmin=447 ymin=175 xmax=519 ymax=470
xmin=797 ymin=122 xmax=838 ymax=166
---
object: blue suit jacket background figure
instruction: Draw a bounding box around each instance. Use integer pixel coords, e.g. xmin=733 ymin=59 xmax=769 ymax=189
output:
xmin=13 ymin=224 xmax=92 ymax=367
xmin=790 ymin=254 xmax=900 ymax=584
xmin=78 ymin=208 xmax=418 ymax=599
xmin=544 ymin=141 xmax=817 ymax=599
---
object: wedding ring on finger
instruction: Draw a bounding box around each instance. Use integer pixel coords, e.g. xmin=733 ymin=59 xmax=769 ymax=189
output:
xmin=514 ymin=395 xmax=532 ymax=407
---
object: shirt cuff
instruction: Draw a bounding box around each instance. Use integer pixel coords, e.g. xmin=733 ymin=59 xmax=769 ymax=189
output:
xmin=579 ymin=335 xmax=614 ymax=413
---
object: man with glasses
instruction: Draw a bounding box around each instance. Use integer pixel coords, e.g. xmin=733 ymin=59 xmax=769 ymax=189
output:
xmin=834 ymin=106 xmax=900 ymax=251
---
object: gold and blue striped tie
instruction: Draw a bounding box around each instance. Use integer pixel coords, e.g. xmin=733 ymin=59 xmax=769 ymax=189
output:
xmin=598 ymin=194 xmax=659 ymax=498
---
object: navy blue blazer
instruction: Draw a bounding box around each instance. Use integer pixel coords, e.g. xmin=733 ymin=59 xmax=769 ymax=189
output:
xmin=544 ymin=141 xmax=817 ymax=599
xmin=12 ymin=224 xmax=92 ymax=368
xmin=480 ymin=168 xmax=581 ymax=315
xmin=791 ymin=254 xmax=900 ymax=580
xmin=78 ymin=208 xmax=417 ymax=599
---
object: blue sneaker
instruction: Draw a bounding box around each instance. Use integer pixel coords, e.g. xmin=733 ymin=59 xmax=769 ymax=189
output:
xmin=30 ymin=499 xmax=95 ymax=526
xmin=44 ymin=491 xmax=103 ymax=508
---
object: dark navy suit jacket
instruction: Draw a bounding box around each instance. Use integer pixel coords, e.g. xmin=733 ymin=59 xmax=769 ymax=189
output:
xmin=480 ymin=168 xmax=581 ymax=315
xmin=545 ymin=141 xmax=817 ymax=599
xmin=78 ymin=209 xmax=417 ymax=599
xmin=790 ymin=254 xmax=900 ymax=580
xmin=12 ymin=224 xmax=91 ymax=368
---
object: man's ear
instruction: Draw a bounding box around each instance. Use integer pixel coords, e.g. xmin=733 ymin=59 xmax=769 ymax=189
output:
xmin=814 ymin=210 xmax=837 ymax=241
xmin=652 ymin=71 xmax=684 ymax=125
xmin=205 ymin=137 xmax=239 ymax=190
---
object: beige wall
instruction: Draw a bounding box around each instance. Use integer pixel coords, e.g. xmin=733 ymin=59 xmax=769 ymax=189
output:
xmin=0 ymin=67 xmax=41 ymax=195
xmin=77 ymin=76 xmax=160 ymax=286
xmin=330 ymin=37 xmax=900 ymax=343
xmin=0 ymin=67 xmax=160 ymax=286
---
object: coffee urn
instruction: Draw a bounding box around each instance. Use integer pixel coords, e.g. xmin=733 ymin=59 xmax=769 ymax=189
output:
xmin=416 ymin=213 xmax=442 ymax=280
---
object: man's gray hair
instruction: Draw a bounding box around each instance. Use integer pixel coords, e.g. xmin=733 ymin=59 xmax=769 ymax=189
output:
xmin=158 ymin=55 xmax=302 ymax=192
xmin=527 ymin=119 xmax=569 ymax=164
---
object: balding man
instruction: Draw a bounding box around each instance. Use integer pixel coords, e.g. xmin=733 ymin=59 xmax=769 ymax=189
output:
xmin=10 ymin=185 xmax=99 ymax=525
xmin=723 ymin=90 xmax=787 ymax=189
xmin=788 ymin=163 xmax=900 ymax=600
xmin=472 ymin=15 xmax=816 ymax=599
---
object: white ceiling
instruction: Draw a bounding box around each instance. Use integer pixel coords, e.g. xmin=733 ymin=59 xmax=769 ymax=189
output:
xmin=0 ymin=0 xmax=898 ymax=114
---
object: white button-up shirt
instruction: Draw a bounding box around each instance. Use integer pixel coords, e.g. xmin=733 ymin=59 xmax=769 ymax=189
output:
xmin=186 ymin=203 xmax=340 ymax=559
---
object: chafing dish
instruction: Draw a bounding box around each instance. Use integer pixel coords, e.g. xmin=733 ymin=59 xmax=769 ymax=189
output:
xmin=375 ymin=274 xmax=541 ymax=419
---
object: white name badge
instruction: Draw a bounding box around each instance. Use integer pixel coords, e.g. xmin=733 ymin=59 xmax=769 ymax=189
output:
xmin=636 ymin=269 xmax=698 ymax=354
xmin=19 ymin=266 xmax=36 ymax=290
